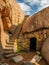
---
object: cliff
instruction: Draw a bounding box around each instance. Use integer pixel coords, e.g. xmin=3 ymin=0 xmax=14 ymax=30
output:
xmin=0 ymin=0 xmax=24 ymax=49
xmin=0 ymin=0 xmax=24 ymax=31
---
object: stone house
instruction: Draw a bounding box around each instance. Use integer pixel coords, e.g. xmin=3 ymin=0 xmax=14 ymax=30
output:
xmin=17 ymin=7 xmax=49 ymax=51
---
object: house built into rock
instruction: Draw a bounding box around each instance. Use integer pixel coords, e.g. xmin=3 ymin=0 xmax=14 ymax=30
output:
xmin=17 ymin=7 xmax=49 ymax=52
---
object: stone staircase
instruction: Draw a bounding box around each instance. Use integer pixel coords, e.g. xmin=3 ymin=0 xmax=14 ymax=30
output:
xmin=3 ymin=40 xmax=15 ymax=58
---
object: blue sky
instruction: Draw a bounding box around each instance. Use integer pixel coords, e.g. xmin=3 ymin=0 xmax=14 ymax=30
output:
xmin=16 ymin=0 xmax=49 ymax=15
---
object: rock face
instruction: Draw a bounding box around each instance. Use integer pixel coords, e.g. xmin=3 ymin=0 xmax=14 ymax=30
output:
xmin=0 ymin=0 xmax=24 ymax=56
xmin=0 ymin=0 xmax=24 ymax=45
xmin=41 ymin=37 xmax=49 ymax=64
xmin=22 ymin=7 xmax=49 ymax=33
xmin=0 ymin=15 xmax=9 ymax=49
xmin=0 ymin=0 xmax=24 ymax=32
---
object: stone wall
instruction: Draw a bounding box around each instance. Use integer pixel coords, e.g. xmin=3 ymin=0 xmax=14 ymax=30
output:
xmin=17 ymin=29 xmax=49 ymax=51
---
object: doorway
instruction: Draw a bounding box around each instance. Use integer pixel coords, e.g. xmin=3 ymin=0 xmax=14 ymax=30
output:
xmin=30 ymin=37 xmax=36 ymax=51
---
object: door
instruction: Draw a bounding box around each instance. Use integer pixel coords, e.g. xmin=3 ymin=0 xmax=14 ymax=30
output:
xmin=30 ymin=37 xmax=36 ymax=51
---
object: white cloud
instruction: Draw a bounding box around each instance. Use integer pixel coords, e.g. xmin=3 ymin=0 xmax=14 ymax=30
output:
xmin=24 ymin=0 xmax=49 ymax=13
xmin=25 ymin=0 xmax=48 ymax=5
xmin=25 ymin=0 xmax=40 ymax=5
xmin=28 ymin=0 xmax=49 ymax=12
xmin=40 ymin=0 xmax=48 ymax=6
xmin=17 ymin=0 xmax=49 ymax=15
xmin=24 ymin=0 xmax=49 ymax=8
xmin=38 ymin=0 xmax=49 ymax=11
xmin=18 ymin=2 xmax=32 ymax=11
xmin=24 ymin=0 xmax=32 ymax=3
xmin=25 ymin=11 xmax=31 ymax=15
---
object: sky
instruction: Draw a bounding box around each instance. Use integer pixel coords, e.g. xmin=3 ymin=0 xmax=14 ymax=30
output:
xmin=16 ymin=0 xmax=49 ymax=15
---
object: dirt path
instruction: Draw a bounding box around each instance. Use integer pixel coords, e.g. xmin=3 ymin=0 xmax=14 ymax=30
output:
xmin=0 ymin=52 xmax=48 ymax=65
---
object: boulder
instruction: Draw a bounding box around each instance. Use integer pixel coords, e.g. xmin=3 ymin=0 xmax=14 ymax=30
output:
xmin=41 ymin=37 xmax=49 ymax=64
xmin=0 ymin=0 xmax=24 ymax=31
xmin=0 ymin=0 xmax=24 ymax=49
xmin=22 ymin=7 xmax=49 ymax=33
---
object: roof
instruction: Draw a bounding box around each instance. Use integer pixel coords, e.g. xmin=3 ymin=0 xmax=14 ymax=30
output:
xmin=22 ymin=6 xmax=49 ymax=33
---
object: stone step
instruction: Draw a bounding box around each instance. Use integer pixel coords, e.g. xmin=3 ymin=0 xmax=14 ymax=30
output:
xmin=5 ymin=45 xmax=13 ymax=47
xmin=6 ymin=42 xmax=14 ymax=45
xmin=9 ymin=40 xmax=15 ymax=42
xmin=4 ymin=47 xmax=14 ymax=49
xmin=3 ymin=50 xmax=14 ymax=54
xmin=6 ymin=43 xmax=14 ymax=45
xmin=4 ymin=52 xmax=14 ymax=55
xmin=4 ymin=49 xmax=14 ymax=51
xmin=4 ymin=53 xmax=15 ymax=58
xmin=9 ymin=39 xmax=15 ymax=43
xmin=6 ymin=40 xmax=14 ymax=44
xmin=6 ymin=39 xmax=14 ymax=43
xmin=12 ymin=55 xmax=23 ymax=63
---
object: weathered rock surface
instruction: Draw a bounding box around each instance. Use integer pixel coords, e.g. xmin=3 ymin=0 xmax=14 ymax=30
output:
xmin=0 ymin=16 xmax=9 ymax=49
xmin=41 ymin=37 xmax=49 ymax=64
xmin=22 ymin=7 xmax=49 ymax=33
xmin=0 ymin=0 xmax=24 ymax=55
xmin=0 ymin=0 xmax=24 ymax=31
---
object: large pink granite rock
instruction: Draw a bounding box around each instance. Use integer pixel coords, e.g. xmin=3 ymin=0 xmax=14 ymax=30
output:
xmin=41 ymin=37 xmax=49 ymax=64
xmin=22 ymin=7 xmax=49 ymax=33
